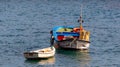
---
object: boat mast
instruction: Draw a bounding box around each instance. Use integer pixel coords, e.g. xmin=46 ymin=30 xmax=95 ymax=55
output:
xmin=78 ymin=5 xmax=84 ymax=30
xmin=78 ymin=5 xmax=84 ymax=40
xmin=80 ymin=4 xmax=83 ymax=25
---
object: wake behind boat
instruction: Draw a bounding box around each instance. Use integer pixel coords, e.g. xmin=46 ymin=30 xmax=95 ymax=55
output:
xmin=24 ymin=47 xmax=55 ymax=59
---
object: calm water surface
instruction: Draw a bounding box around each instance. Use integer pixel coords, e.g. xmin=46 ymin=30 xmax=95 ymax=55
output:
xmin=0 ymin=0 xmax=120 ymax=67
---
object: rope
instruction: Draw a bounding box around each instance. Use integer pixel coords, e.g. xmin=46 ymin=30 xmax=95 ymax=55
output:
xmin=69 ymin=38 xmax=77 ymax=46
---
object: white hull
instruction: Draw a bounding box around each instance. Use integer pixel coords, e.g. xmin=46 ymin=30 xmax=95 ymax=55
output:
xmin=24 ymin=47 xmax=55 ymax=59
xmin=56 ymin=40 xmax=90 ymax=50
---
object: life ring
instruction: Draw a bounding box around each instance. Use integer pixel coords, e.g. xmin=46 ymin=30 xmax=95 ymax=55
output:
xmin=73 ymin=28 xmax=80 ymax=32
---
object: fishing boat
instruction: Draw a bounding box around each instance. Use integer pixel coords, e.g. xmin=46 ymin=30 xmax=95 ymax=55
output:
xmin=50 ymin=22 xmax=90 ymax=50
xmin=50 ymin=8 xmax=90 ymax=50
xmin=24 ymin=47 xmax=55 ymax=59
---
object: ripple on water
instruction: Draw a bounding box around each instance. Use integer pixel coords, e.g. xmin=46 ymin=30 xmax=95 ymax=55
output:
xmin=0 ymin=0 xmax=120 ymax=67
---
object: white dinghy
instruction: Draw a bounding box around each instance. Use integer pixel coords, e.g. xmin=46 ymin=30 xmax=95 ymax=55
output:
xmin=24 ymin=47 xmax=55 ymax=59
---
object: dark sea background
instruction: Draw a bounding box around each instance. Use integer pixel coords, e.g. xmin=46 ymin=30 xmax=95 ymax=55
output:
xmin=0 ymin=0 xmax=120 ymax=67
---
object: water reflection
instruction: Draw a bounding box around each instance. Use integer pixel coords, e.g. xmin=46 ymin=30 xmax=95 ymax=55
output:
xmin=57 ymin=49 xmax=91 ymax=67
xmin=78 ymin=52 xmax=90 ymax=67
xmin=25 ymin=57 xmax=55 ymax=65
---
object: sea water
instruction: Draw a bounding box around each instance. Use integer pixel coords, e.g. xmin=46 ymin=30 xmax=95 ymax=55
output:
xmin=0 ymin=0 xmax=120 ymax=67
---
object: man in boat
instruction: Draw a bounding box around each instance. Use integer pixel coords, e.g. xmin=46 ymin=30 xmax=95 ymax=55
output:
xmin=50 ymin=30 xmax=54 ymax=47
